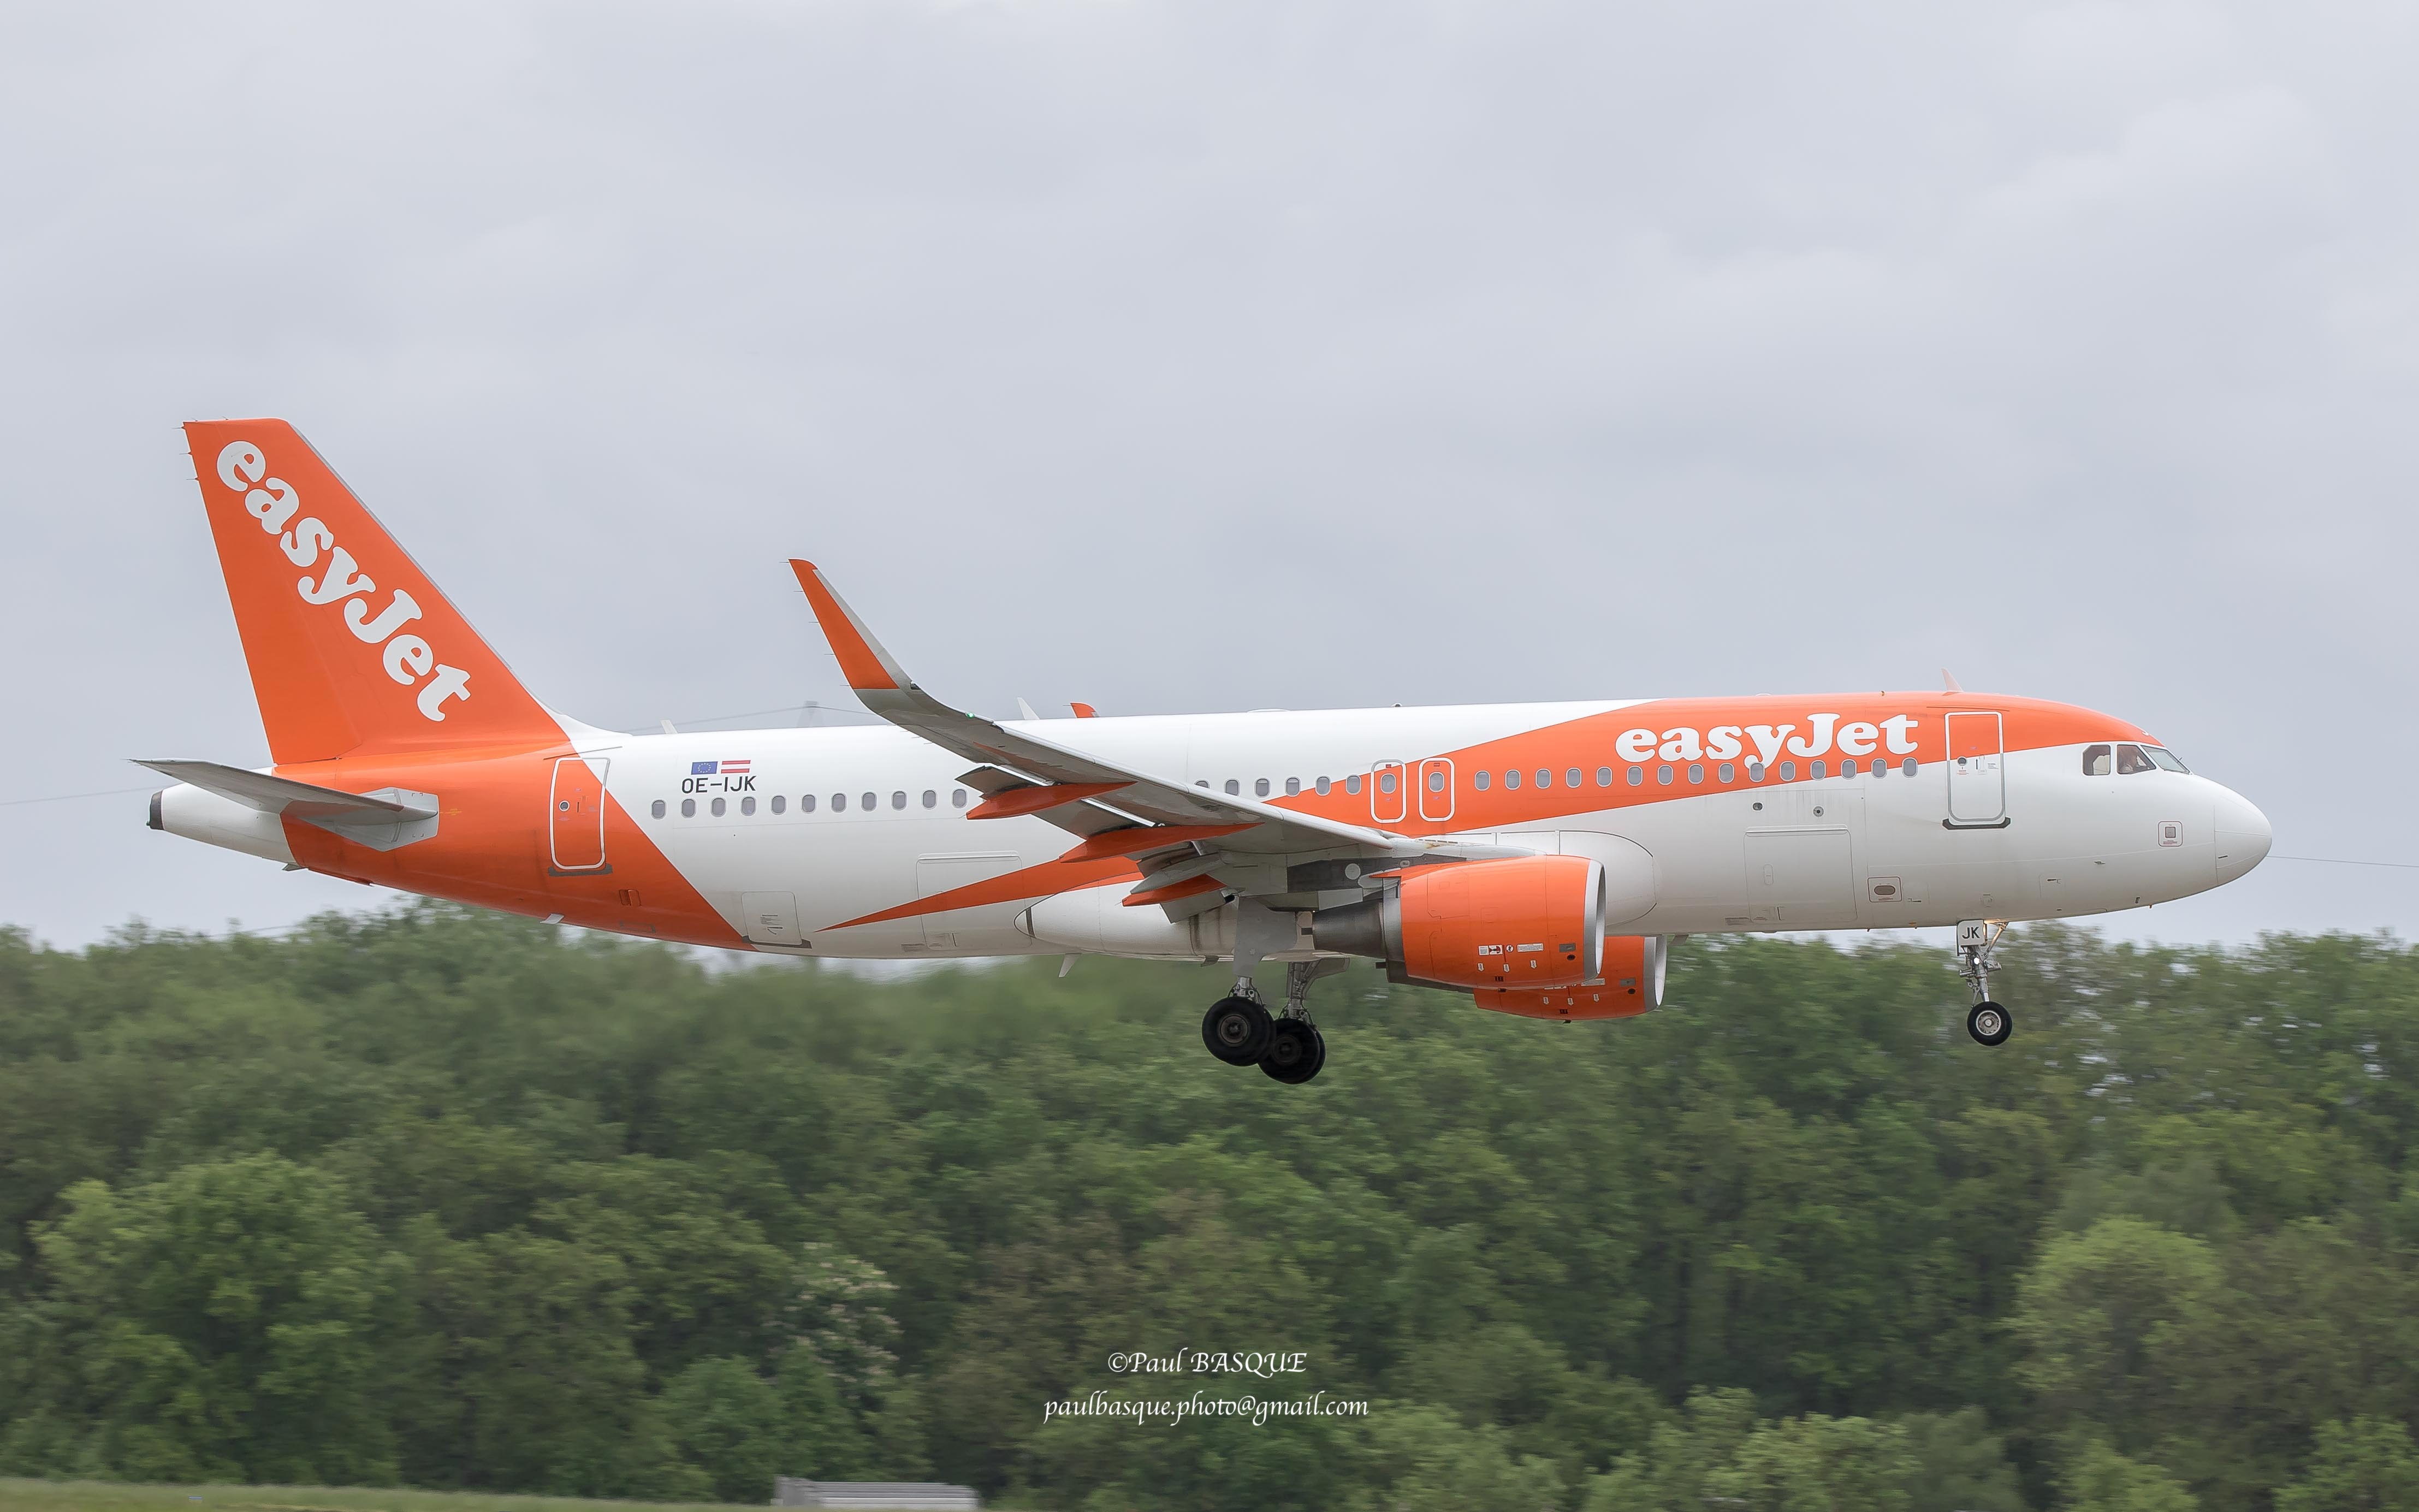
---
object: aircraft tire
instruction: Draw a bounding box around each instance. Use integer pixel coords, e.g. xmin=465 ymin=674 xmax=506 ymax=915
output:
xmin=1260 ymin=1019 xmax=1323 ymax=1083
xmin=1203 ymin=995 xmax=1273 ymax=1065
xmin=1967 ymin=1000 xmax=2013 ymax=1047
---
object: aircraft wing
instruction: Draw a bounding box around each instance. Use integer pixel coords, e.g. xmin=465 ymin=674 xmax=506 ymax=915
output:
xmin=788 ymin=561 xmax=1490 ymax=899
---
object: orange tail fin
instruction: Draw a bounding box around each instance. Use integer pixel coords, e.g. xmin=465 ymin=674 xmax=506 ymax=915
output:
xmin=184 ymin=419 xmax=563 ymax=764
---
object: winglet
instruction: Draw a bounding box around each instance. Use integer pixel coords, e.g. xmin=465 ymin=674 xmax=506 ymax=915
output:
xmin=1941 ymin=668 xmax=1964 ymax=693
xmin=790 ymin=561 xmax=918 ymax=698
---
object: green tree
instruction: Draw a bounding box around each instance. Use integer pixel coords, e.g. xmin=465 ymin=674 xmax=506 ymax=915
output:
xmin=1351 ymin=1403 xmax=1567 ymax=1512
xmin=1898 ymin=1408 xmax=2025 ymax=1512
xmin=2012 ymin=1218 xmax=2225 ymax=1464
xmin=2066 ymin=1444 xmax=2200 ymax=1512
xmin=2276 ymin=1418 xmax=2419 ymax=1512
xmin=663 ymin=1356 xmax=785 ymax=1503
xmin=26 ymin=1155 xmax=399 ymax=1484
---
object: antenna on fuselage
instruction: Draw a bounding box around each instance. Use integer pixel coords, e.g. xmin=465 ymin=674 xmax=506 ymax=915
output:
xmin=1941 ymin=668 xmax=1964 ymax=693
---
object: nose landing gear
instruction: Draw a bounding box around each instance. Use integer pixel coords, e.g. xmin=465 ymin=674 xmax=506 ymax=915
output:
xmin=1956 ymin=919 xmax=2013 ymax=1046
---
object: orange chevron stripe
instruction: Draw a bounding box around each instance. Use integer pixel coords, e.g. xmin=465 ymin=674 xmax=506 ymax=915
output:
xmin=821 ymin=854 xmax=1139 ymax=932
xmin=1262 ymin=692 xmax=2149 ymax=838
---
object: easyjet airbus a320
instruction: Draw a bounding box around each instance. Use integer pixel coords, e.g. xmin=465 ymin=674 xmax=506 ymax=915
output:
xmin=146 ymin=420 xmax=2272 ymax=1083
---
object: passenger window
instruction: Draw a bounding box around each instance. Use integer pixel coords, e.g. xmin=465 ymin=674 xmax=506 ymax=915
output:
xmin=1285 ymin=778 xmax=1301 ymax=796
xmin=1901 ymin=757 xmax=1916 ymax=776
xmin=1255 ymin=778 xmax=1271 ymax=797
xmin=1657 ymin=764 xmax=1674 ymax=785
xmin=861 ymin=791 xmax=876 ymax=810
xmin=1536 ymin=769 xmax=1552 ymax=788
xmin=1687 ymin=763 xmax=1704 ymax=784
xmin=771 ymin=795 xmax=786 ymax=814
xmin=1778 ymin=761 xmax=1796 ymax=781
xmin=2145 ymin=745 xmax=2189 ymax=773
xmin=1426 ymin=769 xmax=1445 ymax=792
xmin=2116 ymin=743 xmax=2156 ymax=775
xmin=1346 ymin=775 xmax=1362 ymax=795
xmin=1718 ymin=762 xmax=1734 ymax=782
xmin=1596 ymin=767 xmax=1611 ymax=787
xmin=712 ymin=797 xmax=727 ymax=817
xmin=1566 ymin=767 xmax=1582 ymax=788
xmin=891 ymin=791 xmax=907 ymax=809
xmin=1474 ymin=770 xmax=1491 ymax=791
xmin=1504 ymin=769 xmax=1521 ymax=790
xmin=1315 ymin=777 xmax=1331 ymax=796
xmin=1841 ymin=759 xmax=1858 ymax=776
xmin=2083 ymin=744 xmax=2113 ymax=776
xmin=741 ymin=796 xmax=756 ymax=815
xmin=922 ymin=790 xmax=936 ymax=808
xmin=1628 ymin=765 xmax=1645 ymax=786
xmin=1747 ymin=762 xmax=1764 ymax=781
xmin=802 ymin=794 xmax=817 ymax=813
xmin=1225 ymin=779 xmax=1240 ymax=796
xmin=681 ymin=798 xmax=696 ymax=817
xmin=651 ymin=799 xmax=666 ymax=819
xmin=1810 ymin=761 xmax=1827 ymax=779
xmin=832 ymin=793 xmax=847 ymax=811
xmin=1378 ymin=771 xmax=1397 ymax=794
xmin=952 ymin=788 xmax=968 ymax=808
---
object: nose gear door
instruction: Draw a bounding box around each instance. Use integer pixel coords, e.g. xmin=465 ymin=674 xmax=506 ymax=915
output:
xmin=1944 ymin=711 xmax=2006 ymax=826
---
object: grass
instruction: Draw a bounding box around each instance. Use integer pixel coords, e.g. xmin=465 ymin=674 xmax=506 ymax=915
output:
xmin=0 ymin=1482 xmax=735 ymax=1512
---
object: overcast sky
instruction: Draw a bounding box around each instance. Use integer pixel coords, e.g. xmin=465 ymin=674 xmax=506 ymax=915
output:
xmin=4 ymin=1 xmax=2415 ymax=951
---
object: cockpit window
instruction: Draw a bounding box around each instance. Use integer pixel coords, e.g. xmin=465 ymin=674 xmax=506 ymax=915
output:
xmin=2083 ymin=744 xmax=2112 ymax=776
xmin=2143 ymin=745 xmax=2189 ymax=773
xmin=2116 ymin=743 xmax=2157 ymax=775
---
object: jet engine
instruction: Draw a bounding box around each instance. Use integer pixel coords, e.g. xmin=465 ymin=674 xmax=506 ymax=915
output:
xmin=1311 ymin=855 xmax=1668 ymax=1020
xmin=1311 ymin=855 xmax=1606 ymax=992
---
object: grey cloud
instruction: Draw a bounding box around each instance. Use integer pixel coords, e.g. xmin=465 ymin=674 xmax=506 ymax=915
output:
xmin=2 ymin=1 xmax=2411 ymax=946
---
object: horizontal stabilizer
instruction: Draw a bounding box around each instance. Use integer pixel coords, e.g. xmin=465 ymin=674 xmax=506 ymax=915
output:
xmin=136 ymin=759 xmax=440 ymax=851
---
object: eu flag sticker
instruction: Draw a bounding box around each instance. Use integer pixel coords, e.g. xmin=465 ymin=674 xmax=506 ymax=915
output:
xmin=690 ymin=760 xmax=718 ymax=775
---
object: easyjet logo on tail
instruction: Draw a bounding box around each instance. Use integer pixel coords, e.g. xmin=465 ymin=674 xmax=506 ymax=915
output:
xmin=215 ymin=441 xmax=471 ymax=722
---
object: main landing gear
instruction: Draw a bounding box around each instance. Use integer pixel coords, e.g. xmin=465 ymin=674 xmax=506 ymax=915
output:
xmin=1956 ymin=919 xmax=2013 ymax=1047
xmin=1200 ymin=960 xmax=1332 ymax=1084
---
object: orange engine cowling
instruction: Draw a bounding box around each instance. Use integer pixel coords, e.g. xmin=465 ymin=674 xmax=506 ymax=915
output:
xmin=1476 ymin=934 xmax=1669 ymax=1020
xmin=1311 ymin=855 xmax=1606 ymax=992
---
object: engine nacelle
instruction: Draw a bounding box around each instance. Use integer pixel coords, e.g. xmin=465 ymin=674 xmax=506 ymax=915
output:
xmin=1475 ymin=934 xmax=1669 ymax=1020
xmin=1312 ymin=855 xmax=1606 ymax=992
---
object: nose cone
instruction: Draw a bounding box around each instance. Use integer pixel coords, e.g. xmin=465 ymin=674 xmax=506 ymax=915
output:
xmin=2213 ymin=787 xmax=2272 ymax=884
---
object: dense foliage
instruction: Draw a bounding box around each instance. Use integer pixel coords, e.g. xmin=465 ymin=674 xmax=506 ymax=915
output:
xmin=4 ymin=908 xmax=2419 ymax=1510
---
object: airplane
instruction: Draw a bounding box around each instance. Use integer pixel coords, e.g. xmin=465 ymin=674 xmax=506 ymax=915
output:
xmin=145 ymin=419 xmax=2273 ymax=1084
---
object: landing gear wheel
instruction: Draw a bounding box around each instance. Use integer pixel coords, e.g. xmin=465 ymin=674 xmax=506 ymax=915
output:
xmin=1260 ymin=1019 xmax=1324 ymax=1084
xmin=1203 ymin=995 xmax=1273 ymax=1065
xmin=1967 ymin=1000 xmax=2012 ymax=1047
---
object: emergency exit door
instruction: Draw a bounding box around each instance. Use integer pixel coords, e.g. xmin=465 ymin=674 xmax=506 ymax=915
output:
xmin=549 ymin=756 xmax=609 ymax=871
xmin=1944 ymin=712 xmax=2005 ymax=826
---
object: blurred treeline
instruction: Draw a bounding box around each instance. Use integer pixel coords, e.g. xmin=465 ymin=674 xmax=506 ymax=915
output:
xmin=5 ymin=908 xmax=2419 ymax=1511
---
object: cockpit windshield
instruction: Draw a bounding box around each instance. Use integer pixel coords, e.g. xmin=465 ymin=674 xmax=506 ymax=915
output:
xmin=2084 ymin=742 xmax=2190 ymax=776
